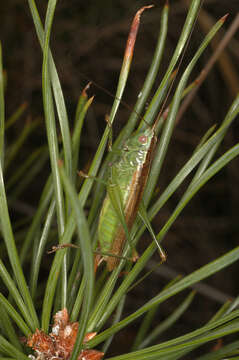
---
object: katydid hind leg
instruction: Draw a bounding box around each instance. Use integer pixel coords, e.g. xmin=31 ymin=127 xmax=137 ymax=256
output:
xmin=48 ymin=243 xmax=134 ymax=273
xmin=107 ymin=184 xmax=135 ymax=254
xmin=105 ymin=114 xmax=113 ymax=152
xmin=139 ymin=203 xmax=166 ymax=262
xmin=77 ymin=170 xmax=108 ymax=186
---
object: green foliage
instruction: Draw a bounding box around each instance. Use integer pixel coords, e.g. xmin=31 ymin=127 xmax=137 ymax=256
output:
xmin=0 ymin=1 xmax=239 ymax=359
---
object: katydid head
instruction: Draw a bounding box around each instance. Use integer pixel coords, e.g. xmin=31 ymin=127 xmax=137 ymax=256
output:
xmin=124 ymin=126 xmax=156 ymax=154
xmin=138 ymin=134 xmax=148 ymax=144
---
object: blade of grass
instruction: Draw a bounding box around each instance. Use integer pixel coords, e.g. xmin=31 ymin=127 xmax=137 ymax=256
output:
xmin=102 ymin=312 xmax=239 ymax=359
xmin=20 ymin=176 xmax=53 ymax=263
xmin=159 ymin=301 xmax=233 ymax=360
xmin=0 ymin=294 xmax=31 ymax=336
xmin=0 ymin=307 xmax=22 ymax=351
xmin=192 ymin=92 xmax=239 ymax=180
xmin=4 ymin=119 xmax=40 ymax=171
xmin=58 ymin=163 xmax=94 ymax=360
xmin=177 ymin=12 xmax=239 ymax=123
xmin=140 ymin=0 xmax=203 ymax=131
xmin=144 ymin=13 xmax=228 ymax=205
xmin=163 ymin=301 xmax=233 ymax=359
xmin=0 ymin=43 xmax=4 ymax=165
xmin=138 ymin=291 xmax=195 ymax=350
xmin=131 ymin=276 xmax=182 ymax=351
xmin=223 ymin=295 xmax=239 ymax=316
xmin=70 ymin=275 xmax=85 ymax=322
xmin=41 ymin=218 xmax=75 ymax=331
xmin=42 ymin=0 xmax=64 ymax=229
xmin=153 ymin=141 xmax=239 ymax=251
xmin=101 ymin=295 xmax=126 ymax=354
xmin=27 ymin=0 xmax=72 ymax=181
xmin=148 ymin=75 xmax=199 ymax=136
xmin=0 ymin=163 xmax=39 ymax=329
xmin=6 ymin=146 xmax=47 ymax=191
xmin=42 ymin=0 xmax=67 ymax=308
xmin=0 ymin=260 xmax=34 ymax=332
xmin=196 ymin=340 xmax=239 ymax=360
xmin=0 ymin=336 xmax=29 ymax=360
xmin=107 ymin=5 xmax=154 ymax=128
xmin=5 ymin=102 xmax=28 ymax=130
xmin=9 ymin=149 xmax=49 ymax=202
xmin=74 ymin=85 xmax=88 ymax=127
xmin=114 ymin=1 xmax=169 ymax=143
xmin=30 ymin=200 xmax=55 ymax=299
xmin=72 ymin=95 xmax=94 ymax=183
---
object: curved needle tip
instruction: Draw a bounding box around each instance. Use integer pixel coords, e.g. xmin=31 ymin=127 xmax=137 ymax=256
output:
xmin=221 ymin=13 xmax=229 ymax=23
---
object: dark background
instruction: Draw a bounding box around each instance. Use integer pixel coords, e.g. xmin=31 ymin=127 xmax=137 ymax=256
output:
xmin=1 ymin=0 xmax=239 ymax=357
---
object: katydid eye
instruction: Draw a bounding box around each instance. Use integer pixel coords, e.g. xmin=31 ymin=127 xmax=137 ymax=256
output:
xmin=138 ymin=135 xmax=147 ymax=144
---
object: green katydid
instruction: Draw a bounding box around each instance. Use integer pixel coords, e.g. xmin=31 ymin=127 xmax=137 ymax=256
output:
xmin=50 ymin=117 xmax=166 ymax=272
xmin=95 ymin=112 xmax=167 ymax=272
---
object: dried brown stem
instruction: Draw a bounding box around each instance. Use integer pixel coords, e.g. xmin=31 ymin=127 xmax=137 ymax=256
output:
xmin=124 ymin=5 xmax=154 ymax=61
xmin=82 ymin=82 xmax=92 ymax=98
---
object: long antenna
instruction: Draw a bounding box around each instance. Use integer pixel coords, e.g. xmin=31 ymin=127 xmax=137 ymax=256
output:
xmin=152 ymin=0 xmax=205 ymax=131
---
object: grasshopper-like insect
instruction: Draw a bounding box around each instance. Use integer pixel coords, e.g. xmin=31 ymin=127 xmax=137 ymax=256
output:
xmin=96 ymin=119 xmax=166 ymax=271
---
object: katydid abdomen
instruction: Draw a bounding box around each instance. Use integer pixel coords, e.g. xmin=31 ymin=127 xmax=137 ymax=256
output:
xmin=98 ymin=127 xmax=157 ymax=271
